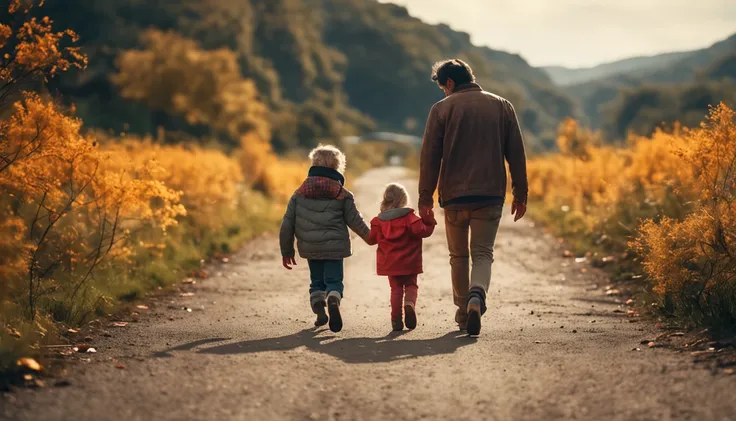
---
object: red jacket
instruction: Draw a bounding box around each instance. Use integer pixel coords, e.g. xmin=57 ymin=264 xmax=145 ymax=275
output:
xmin=366 ymin=208 xmax=435 ymax=276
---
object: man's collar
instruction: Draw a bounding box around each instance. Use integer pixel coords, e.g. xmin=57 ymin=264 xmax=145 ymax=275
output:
xmin=453 ymin=82 xmax=482 ymax=93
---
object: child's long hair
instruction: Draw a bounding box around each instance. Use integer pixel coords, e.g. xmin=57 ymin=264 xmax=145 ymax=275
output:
xmin=380 ymin=183 xmax=409 ymax=212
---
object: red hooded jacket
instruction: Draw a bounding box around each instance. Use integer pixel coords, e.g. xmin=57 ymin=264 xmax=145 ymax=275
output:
xmin=366 ymin=208 xmax=435 ymax=276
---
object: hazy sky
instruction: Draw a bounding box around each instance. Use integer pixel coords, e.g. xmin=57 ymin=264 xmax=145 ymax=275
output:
xmin=378 ymin=0 xmax=736 ymax=68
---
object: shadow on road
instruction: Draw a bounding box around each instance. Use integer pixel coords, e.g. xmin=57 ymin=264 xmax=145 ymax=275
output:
xmin=155 ymin=329 xmax=475 ymax=364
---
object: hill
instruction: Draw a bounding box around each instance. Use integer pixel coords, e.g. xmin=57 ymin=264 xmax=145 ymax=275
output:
xmin=557 ymin=33 xmax=736 ymax=138
xmin=40 ymin=0 xmax=573 ymax=152
xmin=542 ymin=51 xmax=693 ymax=86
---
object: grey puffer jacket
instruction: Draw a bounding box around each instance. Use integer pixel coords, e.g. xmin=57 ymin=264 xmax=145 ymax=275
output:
xmin=279 ymin=166 xmax=370 ymax=260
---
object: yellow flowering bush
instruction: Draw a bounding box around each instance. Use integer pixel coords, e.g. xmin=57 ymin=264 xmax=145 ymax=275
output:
xmin=529 ymin=105 xmax=736 ymax=326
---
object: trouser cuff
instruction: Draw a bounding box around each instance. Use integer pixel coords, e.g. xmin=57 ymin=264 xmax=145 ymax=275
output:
xmin=310 ymin=291 xmax=326 ymax=313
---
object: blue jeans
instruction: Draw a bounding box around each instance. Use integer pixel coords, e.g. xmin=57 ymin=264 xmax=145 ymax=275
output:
xmin=308 ymin=259 xmax=344 ymax=297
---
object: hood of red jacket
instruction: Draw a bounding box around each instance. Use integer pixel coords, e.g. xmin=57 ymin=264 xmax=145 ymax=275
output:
xmin=373 ymin=208 xmax=417 ymax=240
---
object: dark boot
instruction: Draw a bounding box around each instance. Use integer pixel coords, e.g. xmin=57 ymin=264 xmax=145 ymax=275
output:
xmin=466 ymin=287 xmax=487 ymax=336
xmin=392 ymin=318 xmax=404 ymax=331
xmin=404 ymin=304 xmax=417 ymax=330
xmin=327 ymin=291 xmax=342 ymax=333
xmin=313 ymin=301 xmax=328 ymax=327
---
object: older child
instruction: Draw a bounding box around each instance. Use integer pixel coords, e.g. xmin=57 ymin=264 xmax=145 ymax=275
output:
xmin=279 ymin=145 xmax=370 ymax=333
xmin=366 ymin=183 xmax=436 ymax=331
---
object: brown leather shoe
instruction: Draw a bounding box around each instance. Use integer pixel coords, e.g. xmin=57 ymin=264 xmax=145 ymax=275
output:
xmin=455 ymin=308 xmax=468 ymax=331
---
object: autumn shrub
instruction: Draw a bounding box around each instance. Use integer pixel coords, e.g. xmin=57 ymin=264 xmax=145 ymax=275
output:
xmin=529 ymin=105 xmax=736 ymax=327
xmin=0 ymin=2 xmax=284 ymax=376
xmin=112 ymin=29 xmax=270 ymax=144
xmin=633 ymin=105 xmax=736 ymax=326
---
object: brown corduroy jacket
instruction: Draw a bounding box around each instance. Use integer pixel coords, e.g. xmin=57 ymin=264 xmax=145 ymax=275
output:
xmin=418 ymin=83 xmax=528 ymax=209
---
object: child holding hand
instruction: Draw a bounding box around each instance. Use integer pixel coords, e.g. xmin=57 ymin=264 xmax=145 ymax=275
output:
xmin=279 ymin=145 xmax=370 ymax=333
xmin=366 ymin=183 xmax=436 ymax=331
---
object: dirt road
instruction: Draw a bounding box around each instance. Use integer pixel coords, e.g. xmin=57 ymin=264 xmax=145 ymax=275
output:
xmin=3 ymin=167 xmax=735 ymax=421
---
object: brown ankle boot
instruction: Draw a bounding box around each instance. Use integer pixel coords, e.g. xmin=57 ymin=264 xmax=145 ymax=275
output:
xmin=392 ymin=318 xmax=404 ymax=331
xmin=455 ymin=308 xmax=468 ymax=331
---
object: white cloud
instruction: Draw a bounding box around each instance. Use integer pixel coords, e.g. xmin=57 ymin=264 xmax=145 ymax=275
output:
xmin=378 ymin=0 xmax=736 ymax=67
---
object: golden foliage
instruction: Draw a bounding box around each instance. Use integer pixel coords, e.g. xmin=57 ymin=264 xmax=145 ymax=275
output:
xmin=0 ymin=2 xmax=86 ymax=100
xmin=632 ymin=105 xmax=736 ymax=325
xmin=0 ymin=94 xmax=184 ymax=317
xmin=237 ymin=132 xmax=306 ymax=202
xmin=113 ymin=30 xmax=269 ymax=141
xmin=529 ymin=105 xmax=736 ymax=325
xmin=102 ymin=135 xmax=243 ymax=230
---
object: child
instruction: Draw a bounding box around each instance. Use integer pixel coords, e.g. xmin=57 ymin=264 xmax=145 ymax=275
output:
xmin=279 ymin=145 xmax=370 ymax=333
xmin=366 ymin=183 xmax=436 ymax=331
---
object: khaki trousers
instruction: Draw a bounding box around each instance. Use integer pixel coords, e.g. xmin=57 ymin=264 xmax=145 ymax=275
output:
xmin=444 ymin=205 xmax=503 ymax=309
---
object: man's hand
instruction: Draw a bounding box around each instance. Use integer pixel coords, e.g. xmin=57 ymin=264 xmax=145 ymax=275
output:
xmin=419 ymin=206 xmax=437 ymax=225
xmin=282 ymin=256 xmax=297 ymax=270
xmin=511 ymin=202 xmax=527 ymax=222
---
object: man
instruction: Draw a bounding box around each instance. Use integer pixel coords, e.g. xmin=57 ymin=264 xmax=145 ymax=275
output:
xmin=418 ymin=59 xmax=528 ymax=336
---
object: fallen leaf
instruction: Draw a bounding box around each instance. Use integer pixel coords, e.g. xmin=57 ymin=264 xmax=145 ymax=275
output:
xmin=67 ymin=328 xmax=79 ymax=334
xmin=23 ymin=374 xmax=33 ymax=381
xmin=647 ymin=342 xmax=656 ymax=348
xmin=180 ymin=292 xmax=195 ymax=297
xmin=114 ymin=361 xmax=125 ymax=369
xmin=606 ymin=289 xmax=621 ymax=296
xmin=631 ymin=347 xmax=641 ymax=352
xmin=17 ymin=357 xmax=42 ymax=371
xmin=6 ymin=327 xmax=22 ymax=338
xmin=136 ymin=305 xmax=149 ymax=310
xmin=86 ymin=348 xmax=97 ymax=353
xmin=562 ymin=250 xmax=573 ymax=258
xmin=222 ymin=257 xmax=229 ymax=263
xmin=626 ymin=299 xmax=634 ymax=305
xmin=724 ymin=368 xmax=734 ymax=375
xmin=182 ymin=278 xmax=196 ymax=284
xmin=111 ymin=322 xmax=128 ymax=327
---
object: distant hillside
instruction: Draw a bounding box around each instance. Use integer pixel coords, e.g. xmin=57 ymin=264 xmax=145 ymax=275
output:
xmin=555 ymin=33 xmax=736 ymax=138
xmin=41 ymin=0 xmax=574 ymax=152
xmin=543 ymin=51 xmax=693 ymax=86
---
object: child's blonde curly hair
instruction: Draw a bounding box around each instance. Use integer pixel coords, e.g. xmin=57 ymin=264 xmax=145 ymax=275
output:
xmin=380 ymin=183 xmax=409 ymax=212
xmin=309 ymin=144 xmax=346 ymax=174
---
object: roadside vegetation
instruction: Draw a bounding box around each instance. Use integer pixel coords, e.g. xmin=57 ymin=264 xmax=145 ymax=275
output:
xmin=527 ymin=106 xmax=736 ymax=329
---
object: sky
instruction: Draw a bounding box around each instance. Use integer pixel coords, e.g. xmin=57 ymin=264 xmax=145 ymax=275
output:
xmin=378 ymin=0 xmax=736 ymax=68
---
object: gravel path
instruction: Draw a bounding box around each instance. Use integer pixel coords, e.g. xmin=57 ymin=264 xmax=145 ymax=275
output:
xmin=3 ymin=167 xmax=735 ymax=421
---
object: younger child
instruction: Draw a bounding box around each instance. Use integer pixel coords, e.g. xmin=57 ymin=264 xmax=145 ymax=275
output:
xmin=366 ymin=183 xmax=436 ymax=331
xmin=279 ymin=145 xmax=370 ymax=333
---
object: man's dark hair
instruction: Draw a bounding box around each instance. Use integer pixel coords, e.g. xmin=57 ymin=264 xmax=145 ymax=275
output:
xmin=431 ymin=59 xmax=475 ymax=86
